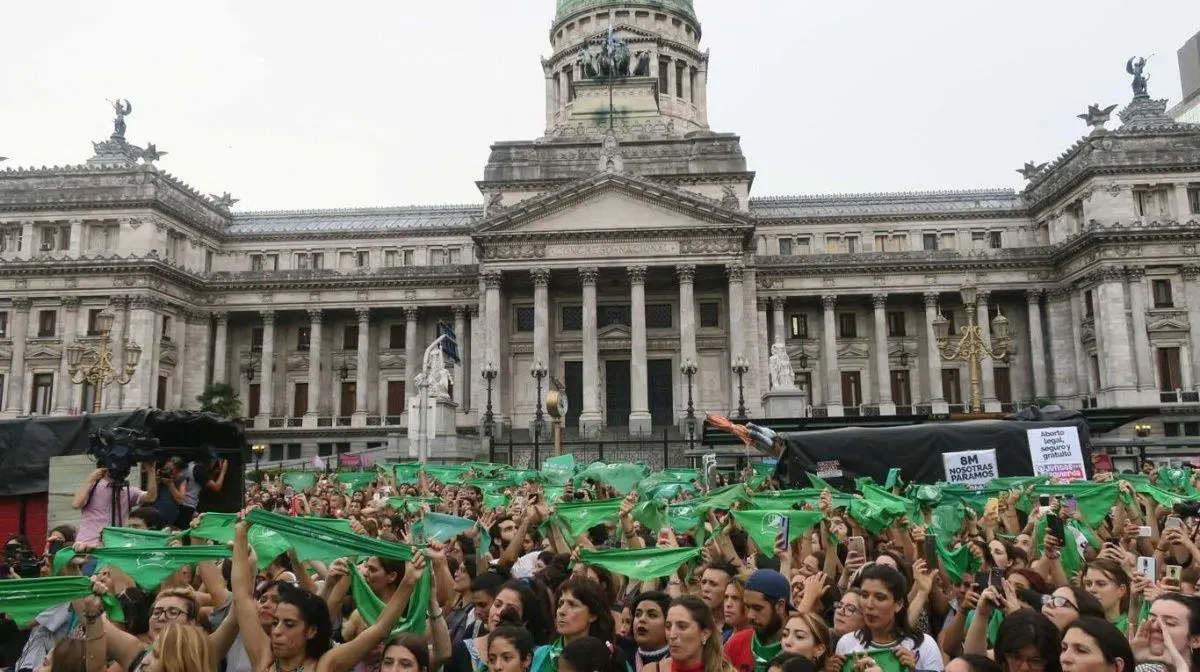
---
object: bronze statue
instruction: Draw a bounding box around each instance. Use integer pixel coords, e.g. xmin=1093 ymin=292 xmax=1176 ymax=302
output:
xmin=108 ymin=99 xmax=132 ymax=138
xmin=1127 ymin=57 xmax=1149 ymax=97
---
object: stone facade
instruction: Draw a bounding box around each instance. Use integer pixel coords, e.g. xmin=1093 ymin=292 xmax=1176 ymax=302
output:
xmin=2 ymin=2 xmax=1200 ymax=462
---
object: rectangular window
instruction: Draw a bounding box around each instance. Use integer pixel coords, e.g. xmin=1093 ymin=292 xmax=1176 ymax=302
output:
xmin=923 ymin=233 xmax=938 ymax=251
xmin=561 ymin=306 xmax=583 ymax=331
xmin=205 ymin=250 xmax=213 ymax=272
xmin=1158 ymin=347 xmax=1183 ymax=391
xmin=794 ymin=237 xmax=811 ymax=254
xmin=389 ymin=324 xmax=406 ymax=349
xmin=873 ymin=234 xmax=888 ymax=252
xmin=1189 ymin=187 xmax=1200 ymax=215
xmin=1152 ymin=279 xmax=1174 ymax=308
xmin=82 ymin=383 xmax=97 ymax=414
xmin=658 ymin=58 xmax=670 ymax=94
xmin=675 ymin=62 xmax=685 ymax=97
xmin=336 ymin=443 xmax=351 ymax=455
xmin=318 ymin=443 xmax=333 ymax=457
xmin=447 ymin=248 xmax=462 ymax=265
xmin=515 ymin=307 xmax=535 ymax=332
xmin=286 ymin=444 xmax=302 ymax=460
xmin=293 ymin=382 xmax=308 ymax=417
xmin=995 ymin=367 xmax=1013 ymax=404
xmin=356 ymin=250 xmax=369 ymax=268
xmin=156 ymin=375 xmax=168 ymax=410
xmin=989 ymin=231 xmax=1003 ymax=249
xmin=430 ymin=249 xmax=445 ymax=266
xmin=845 ymin=236 xmax=858 ymax=253
xmin=789 ymin=314 xmax=808 ymax=339
xmin=940 ymin=232 xmax=956 ymax=250
xmin=779 ymin=238 xmax=793 ymax=256
xmin=265 ymin=254 xmax=278 ymax=270
xmin=1135 ymin=189 xmax=1166 ymax=217
xmin=890 ymin=370 xmax=912 ymax=406
xmin=971 ymin=232 xmax=986 ymax=251
xmin=268 ymin=444 xmax=282 ymax=462
xmin=841 ymin=371 xmax=863 ymax=407
xmin=40 ymin=227 xmax=55 ymax=251
xmin=387 ymin=381 xmax=406 ymax=416
xmin=1084 ymin=290 xmax=1094 ymax=318
xmin=646 ymin=304 xmax=672 ymax=329
xmin=343 ymin=325 xmax=358 ymax=350
xmin=384 ymin=250 xmax=398 ymax=267
xmin=942 ymin=368 xmax=962 ymax=405
xmin=0 ymin=374 xmax=5 ymax=410
xmin=699 ymin=302 xmax=720 ymax=328
xmin=161 ymin=315 xmax=172 ymax=341
xmin=297 ymin=326 xmax=311 ymax=351
xmin=31 ymin=373 xmax=53 ymax=415
xmin=251 ymin=328 xmax=264 ymax=353
xmin=838 ymin=313 xmax=857 ymax=338
xmin=0 ymin=312 xmax=7 ymax=338
xmin=795 ymin=372 xmax=813 ymax=403
xmin=1186 ymin=422 xmax=1200 ymax=437
xmin=339 ymin=382 xmax=355 ymax=417
xmin=402 ymin=249 xmax=414 ymax=266
xmin=597 ymin=305 xmax=632 ymax=328
xmin=311 ymin=252 xmax=323 ymax=269
xmin=86 ymin=309 xmax=103 ymax=335
xmin=887 ymin=311 xmax=906 ymax=337
xmin=37 ymin=310 xmax=56 ymax=337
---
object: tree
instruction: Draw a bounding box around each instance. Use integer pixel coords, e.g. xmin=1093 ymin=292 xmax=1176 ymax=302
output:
xmin=196 ymin=382 xmax=242 ymax=418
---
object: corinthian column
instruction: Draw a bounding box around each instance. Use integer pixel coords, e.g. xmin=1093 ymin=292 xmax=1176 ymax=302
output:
xmin=531 ymin=268 xmax=551 ymax=376
xmin=483 ymin=271 xmax=503 ymax=420
xmin=1124 ymin=269 xmax=1154 ymax=395
xmin=629 ymin=266 xmax=651 ymax=434
xmin=976 ymin=291 xmax=999 ymax=411
xmin=354 ymin=308 xmax=370 ymax=420
xmin=923 ymin=292 xmax=947 ymax=412
xmin=3 ymin=299 xmax=30 ymax=417
xmin=257 ymin=311 xmax=276 ymax=428
xmin=55 ymin=298 xmax=80 ymax=415
xmin=871 ymin=294 xmax=895 ymax=413
xmin=1026 ymin=289 xmax=1050 ymax=399
xmin=820 ymin=295 xmax=843 ymax=416
xmin=579 ymin=267 xmax=602 ymax=437
xmin=212 ymin=312 xmax=229 ymax=384
xmin=727 ymin=263 xmax=746 ymax=411
xmin=404 ymin=307 xmax=420 ymax=411
xmin=1182 ymin=266 xmax=1200 ymax=391
xmin=771 ymin=296 xmax=787 ymax=346
xmin=454 ymin=305 xmax=468 ymax=408
xmin=305 ymin=309 xmax=322 ymax=427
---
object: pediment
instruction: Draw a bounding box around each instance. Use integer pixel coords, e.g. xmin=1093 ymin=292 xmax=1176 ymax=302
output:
xmin=475 ymin=172 xmax=750 ymax=238
xmin=1148 ymin=319 xmax=1190 ymax=333
xmin=598 ymin=324 xmax=632 ymax=339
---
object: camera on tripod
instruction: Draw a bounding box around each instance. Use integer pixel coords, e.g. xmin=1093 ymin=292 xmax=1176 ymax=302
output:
xmin=88 ymin=428 xmax=161 ymax=483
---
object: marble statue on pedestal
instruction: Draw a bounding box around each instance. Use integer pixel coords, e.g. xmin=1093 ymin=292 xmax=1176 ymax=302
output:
xmin=768 ymin=338 xmax=796 ymax=389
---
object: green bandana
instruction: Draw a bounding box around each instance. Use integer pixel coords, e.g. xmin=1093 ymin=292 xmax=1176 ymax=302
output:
xmin=840 ymin=649 xmax=904 ymax=672
xmin=336 ymin=472 xmax=377 ymax=493
xmin=573 ymin=462 xmax=650 ymax=495
xmin=0 ymin=576 xmax=125 ymax=625
xmin=751 ymin=634 xmax=783 ymax=672
xmin=577 ymin=546 xmax=701 ymax=581
xmin=246 ymin=509 xmax=414 ymax=563
xmin=101 ymin=527 xmax=172 ymax=548
xmin=730 ymin=509 xmax=823 ymax=552
xmin=540 ymin=454 xmax=577 ymax=486
xmin=348 ymin=560 xmax=433 ymax=635
xmin=91 ymin=546 xmax=232 ymax=588
xmin=531 ymin=639 xmax=564 ymax=672
xmin=412 ymin=512 xmax=475 ymax=544
xmin=281 ymin=472 xmax=317 ymax=491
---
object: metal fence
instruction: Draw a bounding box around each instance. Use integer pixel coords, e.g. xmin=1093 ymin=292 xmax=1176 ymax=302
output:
xmin=490 ymin=428 xmax=693 ymax=470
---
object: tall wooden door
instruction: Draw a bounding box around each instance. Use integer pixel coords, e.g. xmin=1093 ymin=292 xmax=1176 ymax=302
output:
xmin=647 ymin=359 xmax=674 ymax=427
xmin=293 ymin=382 xmax=309 ymax=417
xmin=605 ymin=360 xmax=631 ymax=427
xmin=564 ymin=361 xmax=583 ymax=429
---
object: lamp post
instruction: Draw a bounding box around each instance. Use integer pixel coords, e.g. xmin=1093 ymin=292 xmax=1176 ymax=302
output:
xmin=481 ymin=361 xmax=498 ymax=462
xmin=531 ymin=361 xmax=547 ymax=468
xmin=731 ymin=354 xmax=750 ymax=420
xmin=67 ymin=307 xmax=142 ymax=413
xmin=681 ymin=358 xmax=698 ymax=451
xmin=251 ymin=444 xmax=266 ymax=482
xmin=932 ymin=277 xmax=1011 ymax=414
xmin=1134 ymin=422 xmax=1152 ymax=438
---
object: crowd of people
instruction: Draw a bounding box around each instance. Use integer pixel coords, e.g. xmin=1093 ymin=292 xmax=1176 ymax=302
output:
xmin=0 ymin=454 xmax=1197 ymax=672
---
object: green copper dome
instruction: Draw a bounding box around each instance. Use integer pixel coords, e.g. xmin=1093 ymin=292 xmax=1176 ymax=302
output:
xmin=555 ymin=0 xmax=695 ymax=21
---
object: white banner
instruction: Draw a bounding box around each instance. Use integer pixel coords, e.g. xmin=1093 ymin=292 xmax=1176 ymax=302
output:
xmin=942 ymin=449 xmax=998 ymax=488
xmin=1027 ymin=426 xmax=1087 ymax=483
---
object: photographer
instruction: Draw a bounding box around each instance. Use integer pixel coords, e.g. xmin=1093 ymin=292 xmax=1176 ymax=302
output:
xmin=71 ymin=462 xmax=158 ymax=546
xmin=176 ymin=453 xmax=228 ymax=528
xmin=151 ymin=458 xmax=187 ymax=528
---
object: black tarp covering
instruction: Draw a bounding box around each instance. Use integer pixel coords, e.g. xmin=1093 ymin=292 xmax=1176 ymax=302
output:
xmin=773 ymin=416 xmax=1093 ymax=489
xmin=0 ymin=410 xmax=246 ymax=496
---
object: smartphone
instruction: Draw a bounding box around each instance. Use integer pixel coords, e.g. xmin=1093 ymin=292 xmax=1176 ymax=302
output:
xmin=1166 ymin=516 xmax=1184 ymax=530
xmin=1138 ymin=525 xmax=1153 ymax=537
xmin=777 ymin=515 xmax=791 ymax=551
xmin=973 ymin=571 xmax=990 ymax=589
xmin=1137 ymin=556 xmax=1157 ymax=578
xmin=1039 ymin=494 xmax=1052 ymax=513
xmin=1047 ymin=513 xmax=1066 ymax=540
xmin=1166 ymin=565 xmax=1183 ymax=582
xmin=847 ymin=536 xmax=866 ymax=558
xmin=989 ymin=567 xmax=1005 ymax=591
xmin=985 ymin=498 xmax=1000 ymax=518
xmin=924 ymin=536 xmax=940 ymax=570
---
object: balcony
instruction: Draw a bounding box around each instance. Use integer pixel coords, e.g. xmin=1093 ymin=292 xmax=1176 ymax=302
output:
xmin=1160 ymin=389 xmax=1200 ymax=404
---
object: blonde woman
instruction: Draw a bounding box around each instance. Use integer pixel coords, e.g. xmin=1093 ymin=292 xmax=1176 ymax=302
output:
xmin=140 ymin=623 xmax=215 ymax=672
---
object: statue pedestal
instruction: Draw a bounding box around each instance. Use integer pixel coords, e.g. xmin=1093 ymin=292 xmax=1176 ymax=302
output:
xmin=406 ymin=397 xmax=474 ymax=460
xmin=569 ymin=78 xmax=662 ymax=126
xmin=762 ymin=388 xmax=808 ymax=418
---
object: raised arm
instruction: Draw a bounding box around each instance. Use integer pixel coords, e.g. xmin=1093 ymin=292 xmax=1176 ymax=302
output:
xmin=318 ymin=554 xmax=426 ymax=672
xmin=234 ymin=522 xmax=273 ymax=672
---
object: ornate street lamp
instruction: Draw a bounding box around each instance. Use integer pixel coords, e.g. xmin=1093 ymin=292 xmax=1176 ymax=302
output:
xmin=531 ymin=361 xmax=548 ymax=467
xmin=680 ymin=358 xmax=698 ymax=451
xmin=481 ymin=361 xmax=498 ymax=461
xmin=251 ymin=444 xmax=266 ymax=481
xmin=933 ymin=277 xmax=1011 ymax=413
xmin=731 ymin=354 xmax=750 ymax=420
xmin=67 ymin=306 xmax=142 ymax=413
xmin=1134 ymin=423 xmax=1152 ymax=438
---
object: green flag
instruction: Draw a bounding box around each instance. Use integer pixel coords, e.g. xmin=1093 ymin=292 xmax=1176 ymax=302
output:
xmin=386 ymin=496 xmax=440 ymax=514
xmin=246 ymin=509 xmax=414 ymax=563
xmin=730 ymin=509 xmax=823 ymax=552
xmin=550 ymin=498 xmax=621 ymax=539
xmin=577 ymin=546 xmax=701 ymax=581
xmin=349 ymin=559 xmax=433 ymax=635
xmin=574 ymin=462 xmax=650 ymax=495
xmin=540 ymin=454 xmax=577 ymax=486
xmin=413 ymin=513 xmax=475 ymax=543
xmin=336 ymin=471 xmax=377 ymax=493
xmin=101 ymin=527 xmax=172 ymax=548
xmin=0 ymin=576 xmax=124 ymax=625
xmin=281 ymin=472 xmax=318 ymax=491
xmin=91 ymin=546 xmax=232 ymax=588
xmin=692 ymin=483 xmax=750 ymax=513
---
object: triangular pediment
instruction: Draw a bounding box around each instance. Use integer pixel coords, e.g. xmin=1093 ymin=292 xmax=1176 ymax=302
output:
xmin=474 ymin=171 xmax=750 ymax=238
xmin=598 ymin=324 xmax=632 ymax=339
xmin=1148 ymin=319 xmax=1190 ymax=333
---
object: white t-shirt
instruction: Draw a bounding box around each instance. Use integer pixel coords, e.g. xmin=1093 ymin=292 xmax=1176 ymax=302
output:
xmin=835 ymin=631 xmax=945 ymax=672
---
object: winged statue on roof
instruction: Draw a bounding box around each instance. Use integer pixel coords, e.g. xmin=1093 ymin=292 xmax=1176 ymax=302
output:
xmin=1127 ymin=56 xmax=1150 ymax=97
xmin=209 ymin=192 xmax=239 ymax=210
xmin=108 ymin=98 xmax=132 ymax=139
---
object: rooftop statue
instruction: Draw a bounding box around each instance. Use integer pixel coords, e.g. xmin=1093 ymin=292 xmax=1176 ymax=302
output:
xmin=141 ymin=143 xmax=167 ymax=165
xmin=108 ymin=99 xmax=132 ymax=139
xmin=768 ymin=338 xmax=797 ymax=390
xmin=209 ymin=192 xmax=239 ymax=210
xmin=1016 ymin=161 xmax=1048 ymax=180
xmin=1127 ymin=56 xmax=1149 ymax=98
xmin=1077 ymin=103 xmax=1118 ymax=131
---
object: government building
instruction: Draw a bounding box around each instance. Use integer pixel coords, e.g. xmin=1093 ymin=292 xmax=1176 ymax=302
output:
xmin=2 ymin=0 xmax=1200 ymax=467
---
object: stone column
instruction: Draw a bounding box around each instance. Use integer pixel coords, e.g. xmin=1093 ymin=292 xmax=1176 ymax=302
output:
xmin=483 ymin=271 xmax=503 ymax=419
xmin=871 ymin=294 xmax=895 ymax=413
xmin=1046 ymin=288 xmax=1079 ymax=403
xmin=771 ymin=297 xmax=787 ymax=346
xmin=104 ymin=298 xmax=129 ymax=411
xmin=531 ymin=268 xmax=551 ymax=375
xmin=580 ymin=267 xmax=602 ymax=436
xmin=453 ymin=305 xmax=468 ymax=410
xmin=1125 ymin=267 xmax=1155 ymax=393
xmin=2 ymin=298 xmax=30 ymax=417
xmin=1182 ymin=267 xmax=1200 ymax=390
xmin=124 ymin=298 xmax=158 ymax=410
xmin=1026 ymin=289 xmax=1049 ymax=400
xmin=353 ymin=308 xmax=370 ymax=421
xmin=820 ymin=295 xmax=844 ymax=416
xmin=305 ymin=309 xmax=322 ymax=426
xmin=19 ymin=221 xmax=33 ymax=260
xmin=1069 ymin=290 xmax=1092 ymax=398
xmin=727 ymin=263 xmax=747 ymax=412
xmin=171 ymin=310 xmax=188 ymax=410
xmin=404 ymin=307 xmax=420 ymax=409
xmin=469 ymin=303 xmax=484 ymax=418
xmin=212 ymin=312 xmax=229 ymax=384
xmin=923 ymin=292 xmax=947 ymax=410
xmin=629 ymin=266 xmax=652 ymax=434
xmin=1096 ymin=268 xmax=1138 ymax=403
xmin=1175 ymin=183 xmax=1194 ymax=220
xmin=756 ymin=297 xmax=770 ymax=391
xmin=255 ymin=311 xmax=275 ymax=427
xmin=55 ymin=298 xmax=80 ymax=415
xmin=976 ymin=291 xmax=1000 ymax=411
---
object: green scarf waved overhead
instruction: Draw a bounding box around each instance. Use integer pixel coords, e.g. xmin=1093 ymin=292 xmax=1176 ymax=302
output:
xmin=336 ymin=471 xmax=377 ymax=493
xmin=280 ymin=472 xmax=318 ymax=491
xmin=348 ymin=560 xmax=433 ymax=636
xmin=246 ymin=509 xmax=414 ymax=563
xmin=573 ymin=462 xmax=650 ymax=495
xmin=101 ymin=526 xmax=173 ymax=548
xmin=550 ymin=497 xmax=622 ymax=539
xmin=577 ymin=546 xmax=701 ymax=581
xmin=0 ymin=576 xmax=125 ymax=625
xmin=730 ymin=509 xmax=823 ymax=552
xmin=189 ymin=513 xmax=353 ymax=568
xmin=412 ymin=512 xmax=475 ymax=544
xmin=91 ymin=546 xmax=232 ymax=588
xmin=540 ymin=454 xmax=577 ymax=486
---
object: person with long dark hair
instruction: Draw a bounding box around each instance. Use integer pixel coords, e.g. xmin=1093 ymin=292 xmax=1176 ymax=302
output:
xmin=1060 ymin=618 xmax=1134 ymax=672
xmin=558 ymin=637 xmax=626 ymax=672
xmin=831 ymin=565 xmax=944 ymax=672
xmin=992 ymin=610 xmax=1062 ymax=672
xmin=1131 ymin=594 xmax=1200 ymax=671
xmin=446 ymin=578 xmax=552 ymax=672
xmin=531 ymin=577 xmax=618 ymax=672
xmin=487 ymin=626 xmax=534 ymax=672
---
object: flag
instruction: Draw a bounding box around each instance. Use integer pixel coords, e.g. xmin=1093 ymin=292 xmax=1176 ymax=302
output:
xmin=281 ymin=471 xmax=317 ymax=491
xmin=0 ymin=576 xmax=124 ymax=625
xmin=413 ymin=512 xmax=476 ymax=544
xmin=349 ymin=561 xmax=433 ymax=636
xmin=90 ymin=546 xmax=233 ymax=588
xmin=101 ymin=527 xmax=172 ymax=549
xmin=730 ymin=509 xmax=823 ymax=552
xmin=437 ymin=322 xmax=460 ymax=364
xmin=311 ymin=455 xmax=326 ymax=471
xmin=573 ymin=462 xmax=650 ymax=495
xmin=577 ymin=546 xmax=701 ymax=581
xmin=246 ymin=509 xmax=414 ymax=563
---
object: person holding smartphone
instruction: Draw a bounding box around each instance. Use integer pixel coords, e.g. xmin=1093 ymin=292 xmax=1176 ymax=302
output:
xmin=831 ymin=564 xmax=944 ymax=672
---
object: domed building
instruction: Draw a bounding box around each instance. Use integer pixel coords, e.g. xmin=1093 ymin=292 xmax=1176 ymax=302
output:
xmin=1 ymin=1 xmax=1199 ymax=468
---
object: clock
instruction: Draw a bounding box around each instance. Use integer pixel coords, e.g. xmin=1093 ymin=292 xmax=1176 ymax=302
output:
xmin=546 ymin=390 xmax=568 ymax=419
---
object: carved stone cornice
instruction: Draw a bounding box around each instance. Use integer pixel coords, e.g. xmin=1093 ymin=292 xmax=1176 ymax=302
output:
xmin=1124 ymin=266 xmax=1146 ymax=282
xmin=530 ymin=268 xmax=551 ymax=287
xmin=579 ymin=267 xmax=599 ymax=286
xmin=1181 ymin=265 xmax=1200 ymax=281
xmin=675 ymin=264 xmax=696 ymax=283
xmin=11 ymin=297 xmax=31 ymax=310
xmin=482 ymin=270 xmax=503 ymax=289
xmin=1046 ymin=286 xmax=1072 ymax=301
xmin=756 ymin=297 xmax=769 ymax=311
xmin=60 ymin=297 xmax=81 ymax=311
xmin=627 ymin=265 xmax=647 ymax=284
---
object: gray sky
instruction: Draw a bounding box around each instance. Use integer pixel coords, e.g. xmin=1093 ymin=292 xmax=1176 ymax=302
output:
xmin=3 ymin=1 xmax=1198 ymax=211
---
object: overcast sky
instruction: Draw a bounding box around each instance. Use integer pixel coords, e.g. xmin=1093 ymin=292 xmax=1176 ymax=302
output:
xmin=3 ymin=1 xmax=1198 ymax=211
